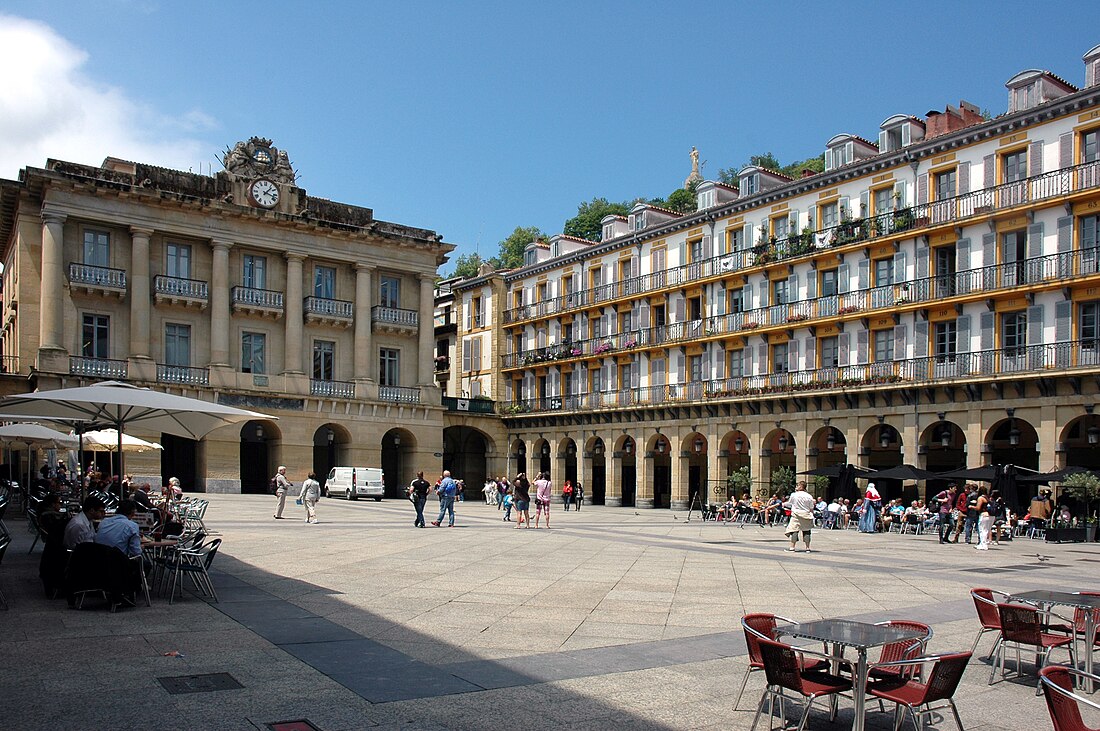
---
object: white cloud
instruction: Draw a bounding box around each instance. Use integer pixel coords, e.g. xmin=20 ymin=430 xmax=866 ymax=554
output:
xmin=0 ymin=14 xmax=216 ymax=179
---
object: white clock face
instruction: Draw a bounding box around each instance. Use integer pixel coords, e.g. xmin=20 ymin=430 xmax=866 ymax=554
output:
xmin=250 ymin=179 xmax=279 ymax=208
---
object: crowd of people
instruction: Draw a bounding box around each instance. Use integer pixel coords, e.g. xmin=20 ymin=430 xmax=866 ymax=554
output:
xmin=402 ymin=471 xmax=583 ymax=529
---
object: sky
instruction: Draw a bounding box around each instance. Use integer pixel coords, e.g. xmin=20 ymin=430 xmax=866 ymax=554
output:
xmin=1 ymin=2 xmax=1098 ymax=273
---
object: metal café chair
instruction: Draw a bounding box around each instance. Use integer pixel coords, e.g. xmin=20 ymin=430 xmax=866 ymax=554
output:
xmin=1039 ymin=665 xmax=1100 ymax=731
xmin=866 ymin=651 xmax=971 ymax=731
xmin=751 ymin=637 xmax=853 ymax=731
xmin=736 ymin=614 xmax=828 ymax=710
xmin=992 ymin=602 xmax=1077 ymax=693
xmin=969 ymin=588 xmax=1009 ymax=657
xmin=165 ymin=538 xmax=221 ymax=605
xmin=0 ymin=534 xmax=10 ymax=610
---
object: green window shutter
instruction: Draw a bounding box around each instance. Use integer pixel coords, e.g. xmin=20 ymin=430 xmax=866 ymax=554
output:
xmin=957 ymin=315 xmax=971 ymax=354
xmin=858 ymin=260 xmax=870 ymax=290
xmin=916 ymin=241 xmax=930 ymax=279
xmin=916 ymin=174 xmax=928 ymax=205
xmin=860 ymin=190 xmax=870 ymax=218
xmin=893 ymin=180 xmax=908 ymax=207
xmin=982 ymin=232 xmax=996 ymax=268
xmin=1057 ymin=216 xmax=1074 ymax=252
xmin=1059 ymin=133 xmax=1073 ymax=170
xmin=806 ymin=272 xmax=817 ymax=299
xmin=838 ymin=264 xmax=850 ymax=294
xmin=1055 ymin=300 xmax=1072 ymax=342
xmin=957 ymin=238 xmax=971 ymax=271
xmin=983 ymin=154 xmax=995 ymax=188
xmin=1027 ymin=305 xmax=1044 ymax=346
xmin=894 ymin=251 xmax=908 ymax=282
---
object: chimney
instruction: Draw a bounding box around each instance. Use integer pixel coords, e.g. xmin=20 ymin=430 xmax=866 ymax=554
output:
xmin=924 ymin=100 xmax=984 ymax=139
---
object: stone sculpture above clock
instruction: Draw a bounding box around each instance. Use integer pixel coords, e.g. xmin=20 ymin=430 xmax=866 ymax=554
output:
xmin=222 ymin=137 xmax=296 ymax=186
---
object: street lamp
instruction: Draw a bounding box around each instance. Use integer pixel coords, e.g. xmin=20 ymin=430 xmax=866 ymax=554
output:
xmin=879 ymin=426 xmax=892 ymax=449
xmin=656 ymin=440 xmax=666 ymax=455
xmin=624 ymin=440 xmax=633 ymax=455
xmin=1008 ymin=426 xmax=1021 ymax=447
xmin=940 ymin=427 xmax=951 ymax=448
xmin=393 ymin=433 xmax=400 ymax=448
xmin=778 ymin=434 xmax=789 ymax=452
xmin=693 ymin=437 xmax=704 ymax=453
xmin=825 ymin=430 xmax=836 ymax=451
xmin=1089 ymin=425 xmax=1100 ymax=446
xmin=255 ymin=424 xmax=263 ymax=439
xmin=326 ymin=429 xmax=335 ymax=445
xmin=594 ymin=441 xmax=604 ymax=455
xmin=734 ymin=435 xmax=744 ymax=452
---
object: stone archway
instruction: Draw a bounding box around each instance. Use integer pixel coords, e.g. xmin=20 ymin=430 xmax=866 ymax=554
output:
xmin=442 ymin=426 xmax=491 ymax=494
xmin=240 ymin=420 xmax=281 ymax=494
xmin=985 ymin=418 xmax=1039 ymax=471
xmin=313 ymin=423 xmax=352 ymax=493
xmin=862 ymin=422 xmax=903 ymax=500
xmin=1060 ymin=415 xmax=1100 ymax=470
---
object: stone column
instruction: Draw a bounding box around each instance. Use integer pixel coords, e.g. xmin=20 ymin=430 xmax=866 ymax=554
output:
xmin=209 ymin=239 xmax=232 ymax=366
xmin=707 ymin=442 xmax=722 ymax=507
xmin=284 ymin=253 xmax=305 ymax=374
xmin=417 ymin=273 xmax=435 ymax=386
xmin=637 ymin=436 xmax=655 ymax=508
xmin=605 ymin=449 xmax=623 ymax=507
xmin=129 ymin=227 xmax=153 ymax=359
xmin=354 ymin=263 xmax=374 ymax=381
xmin=574 ymin=447 xmax=587 ymax=505
xmin=40 ymin=213 xmax=66 ymax=351
xmin=670 ymin=444 xmax=689 ymax=510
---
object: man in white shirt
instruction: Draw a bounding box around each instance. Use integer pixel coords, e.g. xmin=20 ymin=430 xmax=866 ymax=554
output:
xmin=63 ymin=496 xmax=106 ymax=550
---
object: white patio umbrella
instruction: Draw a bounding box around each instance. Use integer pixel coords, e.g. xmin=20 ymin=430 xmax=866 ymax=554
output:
xmin=73 ymin=429 xmax=163 ymax=454
xmin=0 ymin=381 xmax=274 ymax=479
xmin=0 ymin=423 xmax=80 ymax=494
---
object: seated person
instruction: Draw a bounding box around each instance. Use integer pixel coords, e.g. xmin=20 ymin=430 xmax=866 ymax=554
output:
xmin=762 ymin=494 xmax=781 ymax=524
xmin=824 ymin=499 xmax=842 ymax=528
xmin=94 ymin=500 xmax=143 ymax=559
xmin=130 ymin=483 xmax=156 ymax=512
xmin=64 ymin=496 xmax=107 ymax=549
xmin=881 ymin=499 xmax=905 ymax=530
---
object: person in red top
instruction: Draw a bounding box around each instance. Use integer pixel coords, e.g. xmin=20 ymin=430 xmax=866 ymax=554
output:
xmin=950 ymin=488 xmax=970 ymax=543
xmin=561 ymin=480 xmax=574 ymax=510
xmin=932 ymin=484 xmax=958 ymax=544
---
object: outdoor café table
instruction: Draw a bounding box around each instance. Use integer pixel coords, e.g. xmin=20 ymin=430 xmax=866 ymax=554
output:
xmin=778 ymin=618 xmax=927 ymax=731
xmin=1008 ymin=589 xmax=1100 ymax=693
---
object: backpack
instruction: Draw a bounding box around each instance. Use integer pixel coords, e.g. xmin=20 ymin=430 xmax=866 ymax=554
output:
xmin=269 ymin=477 xmax=279 ymax=495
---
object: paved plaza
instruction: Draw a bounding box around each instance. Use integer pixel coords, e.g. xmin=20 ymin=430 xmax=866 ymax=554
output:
xmin=2 ymin=494 xmax=1096 ymax=730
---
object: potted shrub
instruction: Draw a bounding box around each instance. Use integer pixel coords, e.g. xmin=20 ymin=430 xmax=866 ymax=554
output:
xmin=771 ymin=465 xmax=796 ymax=496
xmin=726 ymin=465 xmax=752 ymax=501
xmin=1061 ymin=472 xmax=1100 ymax=542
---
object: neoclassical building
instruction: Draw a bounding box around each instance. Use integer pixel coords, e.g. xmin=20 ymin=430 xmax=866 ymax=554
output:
xmin=454 ymin=43 xmax=1100 ymax=509
xmin=0 ymin=137 xmax=453 ymax=493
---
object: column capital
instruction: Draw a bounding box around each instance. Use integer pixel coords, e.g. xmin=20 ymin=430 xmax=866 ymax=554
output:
xmin=355 ymin=262 xmax=375 ymax=273
xmin=130 ymin=226 xmax=155 ymax=238
xmin=210 ymin=238 xmax=233 ymax=252
xmin=285 ymin=251 xmax=306 ymax=263
xmin=41 ymin=211 xmax=67 ymax=226
xmin=418 ymin=271 xmax=436 ymax=283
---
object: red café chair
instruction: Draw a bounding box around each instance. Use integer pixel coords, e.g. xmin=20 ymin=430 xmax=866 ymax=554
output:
xmin=750 ymin=637 xmax=852 ymax=731
xmin=1040 ymin=665 xmax=1100 ymax=731
xmin=869 ymin=620 xmax=933 ymax=681
xmin=969 ymin=587 xmax=1009 ymax=657
xmin=867 ymin=651 xmax=971 ymax=731
xmin=1071 ymin=592 xmax=1100 ymax=653
xmin=992 ymin=602 xmax=1077 ymax=693
xmin=736 ymin=613 xmax=828 ymax=710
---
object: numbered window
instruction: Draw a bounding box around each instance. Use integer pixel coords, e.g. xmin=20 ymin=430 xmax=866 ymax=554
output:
xmin=772 ymin=279 xmax=789 ymax=306
xmin=820 ymin=336 xmax=839 ymax=368
xmin=1003 ymin=150 xmax=1028 ymax=183
xmin=164 ymin=324 xmax=191 ymax=367
xmin=1084 ymin=130 xmax=1100 ymax=164
xmin=241 ymin=332 xmax=266 ymax=374
xmin=873 ymin=329 xmax=895 ymax=362
xmin=1002 ymin=311 xmax=1027 ymax=356
xmin=874 ymin=187 xmax=893 ymax=214
xmin=934 ymin=320 xmax=957 ymax=359
xmin=313 ymin=340 xmax=335 ymax=380
xmin=820 ymin=202 xmax=839 ymax=230
xmin=727 ymin=349 xmax=744 ymax=377
xmin=727 ymin=228 xmax=744 ymax=252
xmin=727 ymin=288 xmax=743 ymax=314
xmin=820 ymin=269 xmax=839 ymax=297
xmin=81 ymin=314 xmax=110 ymax=359
xmin=771 ymin=342 xmax=789 ymax=374
xmin=1081 ymin=302 xmax=1100 ymax=347
xmin=83 ymin=230 xmax=110 ymax=267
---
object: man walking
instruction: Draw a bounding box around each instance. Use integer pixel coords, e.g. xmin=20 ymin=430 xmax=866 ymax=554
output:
xmin=410 ymin=471 xmax=431 ymax=527
xmin=431 ymin=470 xmax=458 ymax=527
xmin=933 ymin=484 xmax=958 ymax=544
xmin=273 ymin=465 xmax=292 ymax=519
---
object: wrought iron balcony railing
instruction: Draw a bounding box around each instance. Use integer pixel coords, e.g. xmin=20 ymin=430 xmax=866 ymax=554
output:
xmin=502 ymin=159 xmax=1100 ymax=325
xmin=505 ymin=340 xmax=1099 ymax=415
xmin=442 ymin=396 xmax=496 ymax=413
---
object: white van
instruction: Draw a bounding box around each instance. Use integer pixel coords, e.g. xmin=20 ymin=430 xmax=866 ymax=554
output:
xmin=324 ymin=467 xmax=384 ymax=501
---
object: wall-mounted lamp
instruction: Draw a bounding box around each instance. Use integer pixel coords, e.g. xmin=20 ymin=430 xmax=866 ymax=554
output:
xmin=393 ymin=433 xmax=401 ymax=448
xmin=937 ymin=411 xmax=946 ymax=421
xmin=656 ymin=440 xmax=666 ymax=455
xmin=825 ymin=430 xmax=836 ymax=451
xmin=734 ymin=435 xmax=744 ymax=452
xmin=624 ymin=440 xmax=633 ymax=455
xmin=326 ymin=429 xmax=335 ymax=445
xmin=594 ymin=442 xmax=605 ymax=455
xmin=693 ymin=437 xmax=704 ymax=453
xmin=778 ymin=434 xmax=789 ymax=452
xmin=879 ymin=426 xmax=892 ymax=449
xmin=541 ymin=443 xmax=550 ymax=457
xmin=939 ymin=426 xmax=951 ymax=448
xmin=255 ymin=424 xmax=264 ymax=439
xmin=1008 ymin=425 xmax=1021 ymax=447
xmin=1089 ymin=425 xmax=1100 ymax=446
xmin=566 ymin=443 xmax=576 ymax=455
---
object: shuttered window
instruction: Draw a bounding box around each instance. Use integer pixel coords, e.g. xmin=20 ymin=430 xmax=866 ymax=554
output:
xmin=934 ymin=169 xmax=956 ymax=200
xmin=1082 ymin=302 xmax=1100 ymax=347
xmin=873 ymin=330 xmax=894 ymax=362
xmin=772 ymin=343 xmax=788 ymax=374
xmin=728 ymin=349 xmax=744 ymax=377
xmin=1085 ymin=130 xmax=1100 ymax=163
xmin=1002 ymin=311 xmax=1027 ymax=355
xmin=934 ymin=321 xmax=957 ymax=359
xmin=1003 ymin=150 xmax=1027 ymax=183
xmin=820 ymin=336 xmax=839 ymax=368
xmin=820 ymin=202 xmax=839 ymax=230
xmin=874 ymin=259 xmax=893 ymax=286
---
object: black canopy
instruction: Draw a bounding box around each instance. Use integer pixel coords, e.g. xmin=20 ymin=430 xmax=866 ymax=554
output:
xmin=865 ymin=464 xmax=938 ymax=482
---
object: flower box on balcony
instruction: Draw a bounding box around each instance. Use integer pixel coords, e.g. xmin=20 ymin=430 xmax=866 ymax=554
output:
xmin=594 ymin=343 xmax=613 ymax=355
xmin=786 ymin=314 xmax=808 ymax=323
xmin=624 ymin=340 xmax=638 ymax=348
xmin=837 ymin=305 xmax=862 ymax=315
xmin=740 ymin=321 xmax=760 ymax=330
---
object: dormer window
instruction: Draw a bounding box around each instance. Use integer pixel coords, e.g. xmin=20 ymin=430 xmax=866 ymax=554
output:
xmin=1005 ymin=69 xmax=1075 ymax=113
xmin=1012 ymin=82 xmax=1039 ymax=113
xmin=741 ymin=173 xmax=758 ymax=196
xmin=825 ymin=142 xmax=852 ymax=171
xmin=697 ymin=189 xmax=715 ymax=209
xmin=524 ymin=249 xmax=536 ymax=266
xmin=550 ymin=241 xmax=560 ymax=258
xmin=631 ymin=212 xmax=646 ymax=231
xmin=878 ymin=115 xmax=924 ymax=153
xmin=602 ymin=223 xmax=614 ymax=240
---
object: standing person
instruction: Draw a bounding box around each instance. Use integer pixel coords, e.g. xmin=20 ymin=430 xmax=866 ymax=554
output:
xmin=299 ymin=472 xmax=321 ymax=524
xmin=483 ymin=478 xmax=496 ymax=505
xmin=533 ymin=472 xmax=552 ymax=528
xmin=784 ymin=481 xmax=816 ymax=552
xmin=273 ymin=466 xmax=292 ymax=519
xmin=562 ymin=480 xmax=574 ymax=510
xmin=990 ymin=489 xmax=1007 ymax=546
xmin=859 ymin=482 xmax=881 ymax=533
xmin=497 ymin=477 xmax=509 ymax=511
xmin=933 ymin=484 xmax=959 ymax=544
xmin=502 ymin=490 xmax=514 ymax=522
xmin=512 ymin=472 xmax=531 ymax=528
xmin=574 ymin=482 xmax=584 ymax=511
xmin=963 ymin=484 xmax=981 ymax=544
xmin=974 ymin=486 xmax=992 ymax=550
xmin=410 ymin=471 xmax=431 ymax=527
xmin=431 ymin=470 xmax=458 ymax=527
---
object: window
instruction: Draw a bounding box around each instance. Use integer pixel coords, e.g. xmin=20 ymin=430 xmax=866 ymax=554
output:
xmin=1082 ymin=302 xmax=1100 ymax=346
xmin=524 ymin=249 xmax=536 ymax=266
xmin=1085 ymin=130 xmax=1100 ymax=164
xmin=380 ymin=276 xmax=400 ymax=308
xmin=378 ymin=347 xmax=398 ymax=386
xmin=873 ymin=329 xmax=894 ymax=362
xmin=164 ymin=324 xmax=191 ymax=367
xmin=241 ymin=332 xmax=266 ymax=374
xmin=83 ymin=230 xmax=110 ymax=267
xmin=874 ymin=187 xmax=893 ymax=215
xmin=81 ymin=314 xmax=109 ymax=358
xmin=771 ymin=343 xmax=788 ymax=374
xmin=772 ymin=216 xmax=789 ymax=241
xmin=590 ymin=366 xmax=603 ymax=392
xmin=1002 ymin=311 xmax=1027 ymax=356
xmin=727 ymin=288 xmax=743 ymax=314
xmin=314 ymin=266 xmax=335 ymax=299
xmin=591 ymin=315 xmax=603 ymax=339
xmin=772 ymin=279 xmax=789 ymax=306
xmin=619 ymin=311 xmax=632 ymax=333
xmin=1082 ymin=215 xmax=1100 ymax=251
xmin=934 ymin=320 xmax=957 ymax=360
xmin=874 ymin=259 xmax=894 ymax=287
xmin=689 ymin=239 xmax=703 ymax=262
xmin=1002 ymin=230 xmax=1027 ymax=283
xmin=1003 ymin=150 xmax=1028 ymax=183
xmin=651 ymin=249 xmax=666 ymax=274
xmin=619 ymin=362 xmax=633 ymax=388
xmin=632 ymin=212 xmax=645 ymax=231
xmin=471 ymin=296 xmax=484 ymax=328
xmin=1012 ymin=83 xmax=1038 ymax=112
xmin=562 ymin=370 xmax=573 ymax=396
xmin=166 ymin=243 xmax=192 ymax=279
xmin=820 ymin=269 xmax=839 ymax=297
xmin=590 ymin=266 xmax=603 ymax=289
xmin=820 ymin=202 xmax=839 ymax=230
xmin=243 ymin=255 xmax=266 ymax=289
xmin=742 ymin=174 xmax=758 ymax=196
xmin=934 ymin=169 xmax=957 ymax=200
xmin=688 ymin=354 xmax=702 ymax=382
xmin=313 ymin=340 xmax=335 ymax=380
xmin=652 ymin=303 xmax=666 ymax=328
xmin=727 ymin=228 xmax=744 ymax=252
xmin=728 ymin=348 xmax=744 ymax=377
xmin=688 ymin=296 xmax=702 ymax=321
xmin=820 ymin=336 xmax=839 ymax=368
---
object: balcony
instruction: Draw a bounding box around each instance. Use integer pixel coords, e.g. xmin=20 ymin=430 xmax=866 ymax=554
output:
xmin=153 ymin=275 xmax=209 ymax=309
xmin=304 ymin=296 xmax=353 ymax=328
xmin=501 ymin=159 xmax=1100 ymax=326
xmin=379 ymin=385 xmax=420 ymax=404
xmin=501 ymin=248 xmax=1100 ymax=369
xmin=504 ymin=340 xmax=1098 ymax=416
xmin=68 ymin=263 xmax=126 ymax=299
xmin=310 ymin=379 xmax=355 ymax=399
xmin=157 ymin=364 xmax=210 ymax=386
xmin=442 ymin=395 xmax=495 ymax=413
xmin=0 ymin=355 xmax=18 ymax=375
xmin=70 ymin=356 xmax=127 ymax=379
xmin=371 ymin=305 xmax=418 ymax=334
xmin=232 ymin=286 xmax=284 ymax=318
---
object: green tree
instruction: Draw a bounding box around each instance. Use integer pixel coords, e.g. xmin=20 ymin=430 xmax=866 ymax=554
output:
xmin=1062 ymin=472 xmax=1100 ymax=522
xmin=491 ymin=225 xmax=543 ymax=270
xmin=771 ymin=466 xmax=796 ymax=496
xmin=717 ymin=152 xmax=825 ymax=185
xmin=726 ymin=465 xmax=752 ymax=500
xmin=665 ymin=187 xmax=696 ymax=214
xmin=563 ymin=198 xmax=631 ymax=241
xmin=448 ymin=252 xmax=483 ymax=280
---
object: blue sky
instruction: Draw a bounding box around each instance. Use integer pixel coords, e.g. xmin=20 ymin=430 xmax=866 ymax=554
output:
xmin=1 ymin=2 xmax=1098 ymax=273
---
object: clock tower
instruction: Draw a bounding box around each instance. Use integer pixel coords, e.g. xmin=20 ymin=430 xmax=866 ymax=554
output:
xmin=221 ymin=137 xmax=298 ymax=213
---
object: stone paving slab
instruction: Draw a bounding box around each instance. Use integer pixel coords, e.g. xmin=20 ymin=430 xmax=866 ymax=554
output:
xmin=2 ymin=493 xmax=1098 ymax=729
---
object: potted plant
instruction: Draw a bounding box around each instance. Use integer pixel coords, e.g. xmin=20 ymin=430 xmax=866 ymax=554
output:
xmin=1061 ymin=472 xmax=1100 ymax=542
xmin=771 ymin=465 xmax=795 ymax=496
xmin=726 ymin=465 xmax=752 ymax=501
xmin=812 ymin=474 xmax=830 ymax=495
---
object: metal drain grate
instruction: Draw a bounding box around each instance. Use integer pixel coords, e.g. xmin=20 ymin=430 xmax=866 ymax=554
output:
xmin=267 ymin=721 xmax=323 ymax=731
xmin=158 ymin=672 xmax=244 ymax=695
